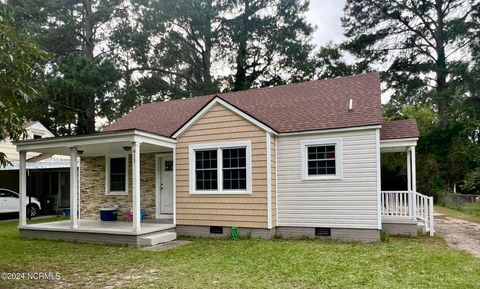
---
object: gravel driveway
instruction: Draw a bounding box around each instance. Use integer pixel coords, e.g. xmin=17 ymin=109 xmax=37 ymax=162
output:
xmin=435 ymin=215 xmax=480 ymax=258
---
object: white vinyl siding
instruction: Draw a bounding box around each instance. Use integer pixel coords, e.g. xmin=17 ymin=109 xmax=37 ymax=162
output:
xmin=277 ymin=128 xmax=379 ymax=229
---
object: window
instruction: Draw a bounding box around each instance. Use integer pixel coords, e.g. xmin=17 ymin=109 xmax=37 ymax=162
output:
xmin=106 ymin=156 xmax=128 ymax=195
xmin=195 ymin=150 xmax=218 ymax=190
xmin=0 ymin=190 xmax=18 ymax=198
xmin=307 ymin=145 xmax=336 ymax=175
xmin=164 ymin=160 xmax=173 ymax=171
xmin=189 ymin=141 xmax=252 ymax=194
xmin=222 ymin=148 xmax=247 ymax=190
xmin=33 ymin=134 xmax=42 ymax=139
xmin=301 ymin=139 xmax=342 ymax=180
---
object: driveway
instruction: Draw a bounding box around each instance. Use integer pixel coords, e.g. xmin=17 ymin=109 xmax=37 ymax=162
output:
xmin=435 ymin=215 xmax=480 ymax=258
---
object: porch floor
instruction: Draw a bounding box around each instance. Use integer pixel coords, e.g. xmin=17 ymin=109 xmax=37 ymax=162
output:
xmin=21 ymin=220 xmax=175 ymax=235
xmin=19 ymin=220 xmax=176 ymax=246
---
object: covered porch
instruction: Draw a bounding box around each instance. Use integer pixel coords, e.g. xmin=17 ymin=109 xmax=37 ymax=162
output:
xmin=15 ymin=129 xmax=178 ymax=246
xmin=380 ymin=137 xmax=434 ymax=236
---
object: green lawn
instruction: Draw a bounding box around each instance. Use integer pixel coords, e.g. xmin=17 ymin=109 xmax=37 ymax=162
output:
xmin=1 ymin=218 xmax=480 ymax=288
xmin=435 ymin=205 xmax=480 ymax=223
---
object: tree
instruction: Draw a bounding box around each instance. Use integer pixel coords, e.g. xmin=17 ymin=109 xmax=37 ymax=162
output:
xmin=300 ymin=44 xmax=369 ymax=80
xmin=0 ymin=4 xmax=46 ymax=166
xmin=226 ymin=0 xmax=313 ymax=91
xmin=10 ymin=0 xmax=123 ymax=135
xmin=342 ymin=0 xmax=479 ymax=128
xmin=112 ymin=0 xmax=315 ymax=107
xmin=111 ymin=0 xmax=229 ymax=111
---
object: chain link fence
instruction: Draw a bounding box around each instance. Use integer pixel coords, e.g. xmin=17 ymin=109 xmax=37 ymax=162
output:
xmin=440 ymin=193 xmax=480 ymax=218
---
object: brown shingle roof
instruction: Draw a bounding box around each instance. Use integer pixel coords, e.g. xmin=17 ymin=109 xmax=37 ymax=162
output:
xmin=380 ymin=119 xmax=420 ymax=140
xmin=105 ymin=73 xmax=383 ymax=137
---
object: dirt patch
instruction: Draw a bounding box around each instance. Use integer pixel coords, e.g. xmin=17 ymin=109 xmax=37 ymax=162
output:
xmin=435 ymin=216 xmax=480 ymax=258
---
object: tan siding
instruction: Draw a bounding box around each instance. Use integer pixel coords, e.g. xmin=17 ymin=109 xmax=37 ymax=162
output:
xmin=176 ymin=104 xmax=268 ymax=228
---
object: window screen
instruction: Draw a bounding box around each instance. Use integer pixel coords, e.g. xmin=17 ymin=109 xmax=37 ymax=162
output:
xmin=195 ymin=150 xmax=218 ymax=190
xmin=307 ymin=145 xmax=336 ymax=175
xmin=222 ymin=148 xmax=247 ymax=190
xmin=110 ymin=157 xmax=126 ymax=191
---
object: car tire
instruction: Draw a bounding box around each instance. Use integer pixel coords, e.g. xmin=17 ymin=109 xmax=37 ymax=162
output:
xmin=27 ymin=204 xmax=39 ymax=218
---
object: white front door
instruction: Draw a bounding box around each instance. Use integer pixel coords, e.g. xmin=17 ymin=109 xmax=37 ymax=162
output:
xmin=158 ymin=157 xmax=174 ymax=215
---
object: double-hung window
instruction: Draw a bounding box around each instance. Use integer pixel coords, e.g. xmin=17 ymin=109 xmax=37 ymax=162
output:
xmin=301 ymin=139 xmax=342 ymax=180
xmin=106 ymin=156 xmax=128 ymax=195
xmin=195 ymin=150 xmax=218 ymax=190
xmin=189 ymin=141 xmax=252 ymax=194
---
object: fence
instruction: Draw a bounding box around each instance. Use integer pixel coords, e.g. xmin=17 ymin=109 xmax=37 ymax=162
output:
xmin=440 ymin=193 xmax=480 ymax=218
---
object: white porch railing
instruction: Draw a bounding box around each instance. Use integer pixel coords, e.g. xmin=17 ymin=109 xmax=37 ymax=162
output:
xmin=381 ymin=191 xmax=434 ymax=236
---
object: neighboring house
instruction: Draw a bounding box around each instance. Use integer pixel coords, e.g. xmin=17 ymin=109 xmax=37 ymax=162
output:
xmin=15 ymin=73 xmax=434 ymax=246
xmin=0 ymin=121 xmax=70 ymax=213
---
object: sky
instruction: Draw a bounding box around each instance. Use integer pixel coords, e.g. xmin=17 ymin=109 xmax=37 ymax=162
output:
xmin=305 ymin=1 xmax=391 ymax=104
xmin=306 ymin=0 xmax=347 ymax=47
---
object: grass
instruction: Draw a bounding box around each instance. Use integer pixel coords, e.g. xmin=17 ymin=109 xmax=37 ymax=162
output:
xmin=435 ymin=205 xmax=480 ymax=223
xmin=1 ymin=218 xmax=480 ymax=288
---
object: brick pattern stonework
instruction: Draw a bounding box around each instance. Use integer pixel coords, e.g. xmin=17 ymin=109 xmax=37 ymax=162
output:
xmin=80 ymin=153 xmax=158 ymax=220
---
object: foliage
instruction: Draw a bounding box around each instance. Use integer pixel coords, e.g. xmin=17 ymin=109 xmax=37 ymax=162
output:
xmin=226 ymin=0 xmax=313 ymax=91
xmin=0 ymin=4 xmax=46 ymax=166
xmin=9 ymin=0 xmax=123 ymax=134
xmin=462 ymin=168 xmax=480 ymax=194
xmin=342 ymin=0 xmax=479 ymax=128
xmin=299 ymin=44 xmax=369 ymax=80
xmin=342 ymin=0 xmax=480 ymax=194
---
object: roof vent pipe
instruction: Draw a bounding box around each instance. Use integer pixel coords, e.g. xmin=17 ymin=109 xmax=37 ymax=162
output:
xmin=348 ymin=99 xmax=353 ymax=112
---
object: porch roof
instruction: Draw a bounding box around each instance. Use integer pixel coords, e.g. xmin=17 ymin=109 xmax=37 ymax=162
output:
xmin=14 ymin=129 xmax=175 ymax=157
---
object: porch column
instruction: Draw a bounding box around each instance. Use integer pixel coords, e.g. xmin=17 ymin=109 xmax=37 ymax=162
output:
xmin=70 ymin=147 xmax=78 ymax=229
xmin=407 ymin=149 xmax=412 ymax=192
xmin=132 ymin=142 xmax=141 ymax=233
xmin=411 ymin=146 xmax=417 ymax=220
xmin=411 ymin=146 xmax=416 ymax=193
xmin=19 ymin=151 xmax=27 ymax=227
xmin=407 ymin=149 xmax=412 ymax=218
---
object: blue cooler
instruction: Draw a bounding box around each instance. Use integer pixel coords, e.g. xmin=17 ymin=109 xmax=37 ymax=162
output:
xmin=100 ymin=208 xmax=117 ymax=221
xmin=63 ymin=208 xmax=70 ymax=216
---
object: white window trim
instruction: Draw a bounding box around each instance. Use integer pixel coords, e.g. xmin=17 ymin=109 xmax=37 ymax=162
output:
xmin=105 ymin=154 xmax=129 ymax=196
xmin=189 ymin=141 xmax=252 ymax=195
xmin=300 ymin=138 xmax=343 ymax=180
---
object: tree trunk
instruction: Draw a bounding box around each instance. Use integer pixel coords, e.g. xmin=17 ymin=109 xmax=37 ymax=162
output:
xmin=82 ymin=0 xmax=95 ymax=134
xmin=203 ymin=4 xmax=213 ymax=91
xmin=233 ymin=0 xmax=250 ymax=91
xmin=434 ymin=0 xmax=449 ymax=128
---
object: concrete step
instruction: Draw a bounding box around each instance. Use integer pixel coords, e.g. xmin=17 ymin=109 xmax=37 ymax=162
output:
xmin=141 ymin=232 xmax=177 ymax=246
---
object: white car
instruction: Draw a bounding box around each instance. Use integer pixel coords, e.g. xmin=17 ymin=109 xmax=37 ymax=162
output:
xmin=0 ymin=188 xmax=42 ymax=217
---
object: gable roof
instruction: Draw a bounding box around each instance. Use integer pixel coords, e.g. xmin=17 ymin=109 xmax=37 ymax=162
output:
xmin=380 ymin=119 xmax=420 ymax=140
xmin=104 ymin=73 xmax=383 ymax=137
xmin=172 ymin=96 xmax=277 ymax=138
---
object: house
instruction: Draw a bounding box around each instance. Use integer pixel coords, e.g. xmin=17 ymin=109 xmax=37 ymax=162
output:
xmin=0 ymin=121 xmax=70 ymax=214
xmin=15 ymin=73 xmax=434 ymax=245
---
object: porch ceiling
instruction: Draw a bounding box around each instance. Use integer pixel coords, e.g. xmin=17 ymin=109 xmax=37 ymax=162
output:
xmin=15 ymin=129 xmax=175 ymax=157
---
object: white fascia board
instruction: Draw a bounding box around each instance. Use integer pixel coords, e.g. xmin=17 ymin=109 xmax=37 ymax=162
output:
xmin=380 ymin=138 xmax=418 ymax=148
xmin=277 ymin=125 xmax=382 ymax=137
xmin=172 ymin=97 xmax=277 ymax=139
xmin=16 ymin=130 xmax=176 ymax=152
